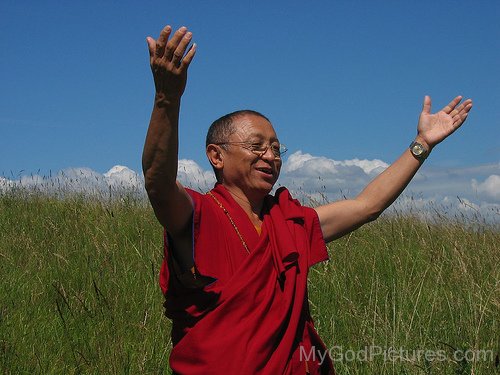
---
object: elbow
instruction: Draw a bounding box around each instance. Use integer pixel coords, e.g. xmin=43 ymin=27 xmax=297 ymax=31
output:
xmin=143 ymin=171 xmax=169 ymax=201
xmin=354 ymin=194 xmax=386 ymax=224
xmin=144 ymin=171 xmax=179 ymax=205
xmin=365 ymin=210 xmax=382 ymax=223
xmin=144 ymin=184 xmax=160 ymax=202
xmin=143 ymin=171 xmax=157 ymax=197
xmin=144 ymin=181 xmax=169 ymax=203
xmin=363 ymin=203 xmax=384 ymax=223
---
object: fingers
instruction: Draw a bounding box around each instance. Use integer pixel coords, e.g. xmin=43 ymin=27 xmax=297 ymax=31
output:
xmin=149 ymin=25 xmax=195 ymax=70
xmin=171 ymin=31 xmax=193 ymax=67
xmin=442 ymin=96 xmax=463 ymax=114
xmin=155 ymin=25 xmax=172 ymax=59
xmin=164 ymin=27 xmax=188 ymax=63
xmin=422 ymin=95 xmax=432 ymax=114
xmin=451 ymin=99 xmax=473 ymax=126
xmin=181 ymin=43 xmax=197 ymax=69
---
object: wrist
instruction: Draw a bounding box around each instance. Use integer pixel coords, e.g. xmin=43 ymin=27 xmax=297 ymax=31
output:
xmin=409 ymin=137 xmax=431 ymax=161
xmin=414 ymin=135 xmax=432 ymax=152
xmin=154 ymin=92 xmax=181 ymax=108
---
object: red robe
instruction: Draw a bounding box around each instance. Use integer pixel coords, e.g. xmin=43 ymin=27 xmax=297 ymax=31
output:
xmin=160 ymin=184 xmax=334 ymax=374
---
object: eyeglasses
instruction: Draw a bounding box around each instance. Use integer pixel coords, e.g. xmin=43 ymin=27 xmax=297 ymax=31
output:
xmin=216 ymin=141 xmax=288 ymax=159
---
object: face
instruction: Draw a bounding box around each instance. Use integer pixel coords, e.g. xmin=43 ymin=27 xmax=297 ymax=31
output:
xmin=218 ymin=114 xmax=282 ymax=199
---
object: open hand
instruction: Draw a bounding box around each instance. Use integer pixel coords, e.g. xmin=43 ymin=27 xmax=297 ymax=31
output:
xmin=146 ymin=25 xmax=196 ymax=102
xmin=417 ymin=95 xmax=473 ymax=150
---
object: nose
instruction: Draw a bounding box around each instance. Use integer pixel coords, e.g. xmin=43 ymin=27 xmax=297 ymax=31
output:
xmin=261 ymin=146 xmax=277 ymax=161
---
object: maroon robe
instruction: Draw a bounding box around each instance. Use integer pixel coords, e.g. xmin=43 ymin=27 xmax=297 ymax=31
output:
xmin=160 ymin=184 xmax=334 ymax=374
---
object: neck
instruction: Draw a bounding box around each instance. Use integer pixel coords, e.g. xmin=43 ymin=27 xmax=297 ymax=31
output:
xmin=224 ymin=185 xmax=264 ymax=222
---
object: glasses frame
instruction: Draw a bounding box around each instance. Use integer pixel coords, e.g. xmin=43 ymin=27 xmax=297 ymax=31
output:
xmin=215 ymin=141 xmax=287 ymax=159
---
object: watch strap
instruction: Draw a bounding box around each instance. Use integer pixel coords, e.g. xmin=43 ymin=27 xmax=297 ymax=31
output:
xmin=409 ymin=141 xmax=428 ymax=160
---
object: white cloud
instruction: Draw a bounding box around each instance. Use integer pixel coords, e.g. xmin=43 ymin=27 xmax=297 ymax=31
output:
xmin=1 ymin=156 xmax=498 ymax=224
xmin=284 ymin=151 xmax=500 ymax=223
xmin=283 ymin=151 xmax=388 ymax=175
xmin=472 ymin=175 xmax=500 ymax=201
xmin=0 ymin=166 xmax=145 ymax=198
xmin=338 ymin=158 xmax=389 ymax=175
xmin=177 ymin=159 xmax=216 ymax=192
xmin=104 ymin=165 xmax=143 ymax=190
xmin=55 ymin=167 xmax=109 ymax=194
xmin=0 ymin=162 xmax=215 ymax=198
xmin=280 ymin=151 xmax=388 ymax=199
xmin=456 ymin=197 xmax=480 ymax=212
xmin=277 ymin=151 xmax=499 ymax=223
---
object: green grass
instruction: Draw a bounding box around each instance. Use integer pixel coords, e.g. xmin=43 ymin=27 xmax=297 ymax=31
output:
xmin=309 ymin=215 xmax=499 ymax=374
xmin=1 ymin=192 xmax=498 ymax=374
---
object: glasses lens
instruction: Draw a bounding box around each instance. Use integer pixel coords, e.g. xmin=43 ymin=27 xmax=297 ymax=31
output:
xmin=279 ymin=144 xmax=287 ymax=156
xmin=269 ymin=145 xmax=280 ymax=157
xmin=269 ymin=144 xmax=287 ymax=158
xmin=228 ymin=142 xmax=286 ymax=158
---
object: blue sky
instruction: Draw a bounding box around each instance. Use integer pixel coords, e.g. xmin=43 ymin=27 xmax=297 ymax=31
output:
xmin=1 ymin=1 xmax=499 ymax=207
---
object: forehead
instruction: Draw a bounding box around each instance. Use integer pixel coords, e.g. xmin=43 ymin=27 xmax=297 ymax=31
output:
xmin=230 ymin=114 xmax=278 ymax=141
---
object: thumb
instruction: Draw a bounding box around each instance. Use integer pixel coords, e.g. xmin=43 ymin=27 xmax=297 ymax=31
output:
xmin=422 ymin=95 xmax=432 ymax=114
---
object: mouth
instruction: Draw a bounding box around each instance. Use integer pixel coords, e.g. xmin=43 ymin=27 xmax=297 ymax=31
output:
xmin=255 ymin=166 xmax=274 ymax=176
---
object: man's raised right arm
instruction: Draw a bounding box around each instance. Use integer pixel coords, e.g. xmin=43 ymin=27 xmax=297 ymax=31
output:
xmin=142 ymin=25 xmax=196 ymax=269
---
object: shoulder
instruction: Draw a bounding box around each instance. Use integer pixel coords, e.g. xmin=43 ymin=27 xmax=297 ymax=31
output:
xmin=272 ymin=187 xmax=328 ymax=264
xmin=184 ymin=187 xmax=212 ymax=207
xmin=272 ymin=187 xmax=319 ymax=223
xmin=184 ymin=187 xmax=203 ymax=200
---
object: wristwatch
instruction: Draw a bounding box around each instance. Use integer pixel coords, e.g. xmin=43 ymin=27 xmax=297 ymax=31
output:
xmin=409 ymin=141 xmax=428 ymax=160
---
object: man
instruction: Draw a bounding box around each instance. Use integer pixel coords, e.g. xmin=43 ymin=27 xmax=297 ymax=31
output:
xmin=142 ymin=24 xmax=472 ymax=375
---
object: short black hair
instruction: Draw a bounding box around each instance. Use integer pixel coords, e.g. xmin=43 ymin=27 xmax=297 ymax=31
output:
xmin=205 ymin=110 xmax=270 ymax=147
xmin=205 ymin=110 xmax=270 ymax=183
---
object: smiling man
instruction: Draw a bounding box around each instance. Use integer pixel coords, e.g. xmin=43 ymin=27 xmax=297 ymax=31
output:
xmin=142 ymin=24 xmax=472 ymax=375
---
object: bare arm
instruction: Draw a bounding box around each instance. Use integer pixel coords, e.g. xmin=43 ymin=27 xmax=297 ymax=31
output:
xmin=315 ymin=95 xmax=473 ymax=242
xmin=142 ymin=25 xmax=196 ymax=270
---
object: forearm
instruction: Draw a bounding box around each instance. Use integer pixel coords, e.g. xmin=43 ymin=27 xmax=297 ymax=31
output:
xmin=316 ymin=95 xmax=471 ymax=242
xmin=142 ymin=94 xmax=181 ymax=198
xmin=355 ymin=137 xmax=428 ymax=218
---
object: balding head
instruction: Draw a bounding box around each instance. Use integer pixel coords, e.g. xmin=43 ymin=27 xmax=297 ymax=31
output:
xmin=206 ymin=110 xmax=270 ymax=148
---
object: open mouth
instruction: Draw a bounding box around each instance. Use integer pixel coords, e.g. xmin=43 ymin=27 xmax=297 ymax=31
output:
xmin=256 ymin=166 xmax=273 ymax=176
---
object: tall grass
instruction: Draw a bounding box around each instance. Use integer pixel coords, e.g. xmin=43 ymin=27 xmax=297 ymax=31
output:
xmin=1 ymin=192 xmax=168 ymax=374
xmin=309 ymin=214 xmax=499 ymax=374
xmin=1 ymin=192 xmax=498 ymax=374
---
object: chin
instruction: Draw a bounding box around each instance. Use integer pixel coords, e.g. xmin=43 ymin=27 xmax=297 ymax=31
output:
xmin=256 ymin=181 xmax=275 ymax=195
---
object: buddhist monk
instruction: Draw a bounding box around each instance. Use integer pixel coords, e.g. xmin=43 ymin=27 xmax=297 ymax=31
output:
xmin=142 ymin=24 xmax=472 ymax=375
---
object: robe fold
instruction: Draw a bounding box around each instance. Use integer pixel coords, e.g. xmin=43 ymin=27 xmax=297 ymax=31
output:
xmin=160 ymin=183 xmax=334 ymax=374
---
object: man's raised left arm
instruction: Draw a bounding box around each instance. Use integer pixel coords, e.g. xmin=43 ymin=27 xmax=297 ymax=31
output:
xmin=315 ymin=95 xmax=473 ymax=243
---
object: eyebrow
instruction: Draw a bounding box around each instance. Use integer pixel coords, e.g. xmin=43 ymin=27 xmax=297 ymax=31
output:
xmin=245 ymin=134 xmax=280 ymax=143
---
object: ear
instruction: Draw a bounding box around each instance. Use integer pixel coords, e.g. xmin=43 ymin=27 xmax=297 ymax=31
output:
xmin=206 ymin=144 xmax=224 ymax=171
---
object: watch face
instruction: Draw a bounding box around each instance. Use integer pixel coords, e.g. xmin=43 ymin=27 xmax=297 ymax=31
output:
xmin=412 ymin=144 xmax=424 ymax=155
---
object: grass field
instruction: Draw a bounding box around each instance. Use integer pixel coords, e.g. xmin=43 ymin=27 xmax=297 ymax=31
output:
xmin=1 ymin=190 xmax=498 ymax=374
